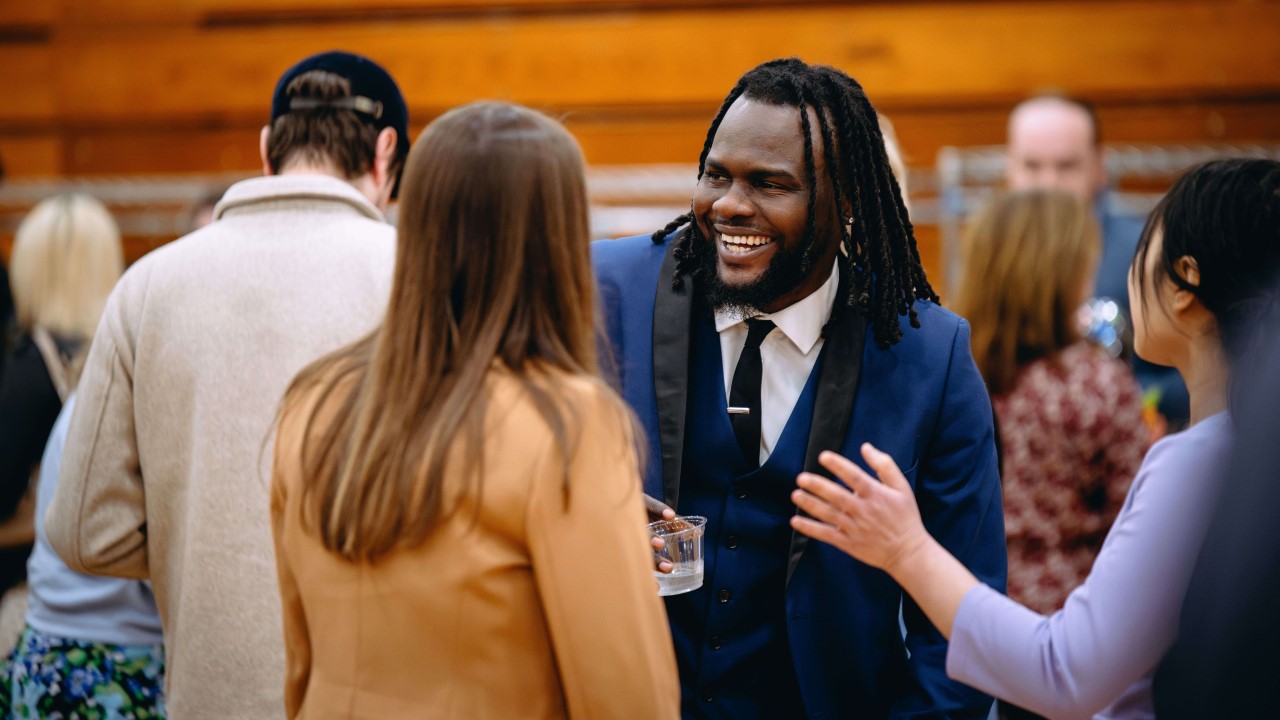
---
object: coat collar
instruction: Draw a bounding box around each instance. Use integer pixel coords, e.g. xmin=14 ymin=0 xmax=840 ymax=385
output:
xmin=788 ymin=263 xmax=865 ymax=586
xmin=652 ymin=241 xmax=694 ymax=509
xmin=213 ymin=174 xmax=387 ymax=224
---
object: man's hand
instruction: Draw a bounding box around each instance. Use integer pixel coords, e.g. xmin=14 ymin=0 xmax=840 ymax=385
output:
xmin=644 ymin=494 xmax=677 ymax=522
xmin=644 ymin=494 xmax=676 ymax=574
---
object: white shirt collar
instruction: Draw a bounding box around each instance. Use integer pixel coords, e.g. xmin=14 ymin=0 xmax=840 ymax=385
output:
xmin=713 ymin=259 xmax=840 ymax=355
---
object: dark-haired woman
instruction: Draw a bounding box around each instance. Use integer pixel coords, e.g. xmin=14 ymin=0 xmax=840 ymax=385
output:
xmin=789 ymin=158 xmax=1280 ymax=719
xmin=270 ymin=102 xmax=678 ymax=719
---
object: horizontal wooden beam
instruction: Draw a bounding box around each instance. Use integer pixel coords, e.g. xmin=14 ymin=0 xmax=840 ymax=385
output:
xmin=0 ymin=46 xmax=55 ymax=123
xmin=12 ymin=98 xmax=1276 ymax=178
xmin=0 ymin=135 xmax=61 ymax=177
xmin=14 ymin=0 xmax=1275 ymax=127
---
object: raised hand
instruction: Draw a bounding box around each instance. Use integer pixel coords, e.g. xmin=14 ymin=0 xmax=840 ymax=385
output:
xmin=789 ymin=444 xmax=929 ymax=574
xmin=789 ymin=444 xmax=979 ymax=639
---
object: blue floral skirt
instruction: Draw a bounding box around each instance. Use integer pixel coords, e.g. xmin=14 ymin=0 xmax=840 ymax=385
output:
xmin=0 ymin=625 xmax=165 ymax=719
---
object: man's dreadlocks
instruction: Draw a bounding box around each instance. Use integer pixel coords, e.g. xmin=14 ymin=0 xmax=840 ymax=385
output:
xmin=651 ymin=58 xmax=936 ymax=347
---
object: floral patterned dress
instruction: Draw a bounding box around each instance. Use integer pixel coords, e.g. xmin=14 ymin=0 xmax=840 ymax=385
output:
xmin=994 ymin=342 xmax=1148 ymax=614
xmin=0 ymin=625 xmax=165 ymax=719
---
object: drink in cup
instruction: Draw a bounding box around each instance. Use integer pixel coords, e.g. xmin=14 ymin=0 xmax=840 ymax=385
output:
xmin=648 ymin=516 xmax=707 ymax=596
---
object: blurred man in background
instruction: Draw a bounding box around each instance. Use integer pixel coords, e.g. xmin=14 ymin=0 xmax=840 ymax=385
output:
xmin=1006 ymin=93 xmax=1189 ymax=429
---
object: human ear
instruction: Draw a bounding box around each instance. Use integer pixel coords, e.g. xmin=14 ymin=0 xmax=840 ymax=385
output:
xmin=259 ymin=126 xmax=273 ymax=176
xmin=1171 ymin=256 xmax=1201 ymax=313
xmin=373 ymin=127 xmax=397 ymax=192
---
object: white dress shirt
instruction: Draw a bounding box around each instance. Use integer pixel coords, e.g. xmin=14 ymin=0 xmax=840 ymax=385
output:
xmin=714 ymin=260 xmax=840 ymax=465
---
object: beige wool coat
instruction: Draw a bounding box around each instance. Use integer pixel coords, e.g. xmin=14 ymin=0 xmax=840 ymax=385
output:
xmin=46 ymin=174 xmax=396 ymax=719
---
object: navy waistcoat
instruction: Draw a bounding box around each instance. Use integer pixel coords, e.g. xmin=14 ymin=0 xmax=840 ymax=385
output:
xmin=666 ymin=306 xmax=823 ymax=719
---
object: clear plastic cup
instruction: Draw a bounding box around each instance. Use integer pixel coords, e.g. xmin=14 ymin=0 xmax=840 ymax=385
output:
xmin=648 ymin=516 xmax=707 ymax=596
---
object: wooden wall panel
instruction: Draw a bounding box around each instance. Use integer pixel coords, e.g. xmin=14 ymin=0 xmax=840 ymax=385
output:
xmin=190 ymin=0 xmax=780 ymax=18
xmin=34 ymin=98 xmax=1280 ymax=180
xmin=0 ymin=1 xmax=58 ymax=28
xmin=1 ymin=0 xmax=1277 ymax=281
xmin=60 ymin=128 xmax=263 ymax=175
xmin=41 ymin=1 xmax=1280 ymax=125
xmin=0 ymin=0 xmax=1269 ymax=285
xmin=0 ymin=45 xmax=56 ymax=124
xmin=0 ymin=135 xmax=60 ymax=178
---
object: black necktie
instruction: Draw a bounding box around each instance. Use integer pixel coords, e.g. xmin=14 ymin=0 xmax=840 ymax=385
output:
xmin=729 ymin=318 xmax=775 ymax=468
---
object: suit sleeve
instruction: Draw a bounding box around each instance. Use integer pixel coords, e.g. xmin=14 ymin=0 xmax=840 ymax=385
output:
xmin=891 ymin=318 xmax=1006 ymax=719
xmin=526 ymin=385 xmax=680 ymax=720
xmin=45 ymin=281 xmax=150 ymax=580
xmin=271 ymin=405 xmax=312 ymax=719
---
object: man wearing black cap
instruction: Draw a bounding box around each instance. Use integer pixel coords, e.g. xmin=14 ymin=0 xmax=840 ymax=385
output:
xmin=46 ymin=51 xmax=409 ymax=719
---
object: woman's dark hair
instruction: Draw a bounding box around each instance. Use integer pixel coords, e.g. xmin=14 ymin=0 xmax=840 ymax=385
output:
xmin=1132 ymin=158 xmax=1280 ymax=366
xmin=651 ymin=57 xmax=935 ymax=347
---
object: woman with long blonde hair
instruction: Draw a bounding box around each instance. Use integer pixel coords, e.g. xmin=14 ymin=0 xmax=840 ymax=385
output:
xmin=271 ymin=101 xmax=678 ymax=718
xmin=951 ymin=190 xmax=1147 ymax=621
xmin=0 ymin=195 xmax=165 ymax=718
xmin=0 ymin=194 xmax=124 ymax=574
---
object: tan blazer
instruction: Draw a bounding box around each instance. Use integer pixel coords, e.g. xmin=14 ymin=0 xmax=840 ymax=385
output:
xmin=271 ymin=369 xmax=680 ymax=719
xmin=46 ymin=175 xmax=396 ymax=719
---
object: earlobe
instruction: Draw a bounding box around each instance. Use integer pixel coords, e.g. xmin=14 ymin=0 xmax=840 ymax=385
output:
xmin=1172 ymin=287 xmax=1197 ymax=313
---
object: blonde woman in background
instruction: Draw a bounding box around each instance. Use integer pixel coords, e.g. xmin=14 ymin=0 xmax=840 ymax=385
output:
xmin=0 ymin=195 xmax=165 ymax=718
xmin=0 ymin=195 xmax=123 ymax=594
xmin=953 ymin=190 xmax=1147 ymax=619
xmin=272 ymin=101 xmax=678 ymax=718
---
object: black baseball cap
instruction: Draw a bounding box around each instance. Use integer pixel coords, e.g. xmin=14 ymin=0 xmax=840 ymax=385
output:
xmin=270 ymin=50 xmax=410 ymax=198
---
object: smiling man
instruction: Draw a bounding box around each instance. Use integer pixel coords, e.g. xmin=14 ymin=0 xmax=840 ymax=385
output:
xmin=592 ymin=58 xmax=1006 ymax=719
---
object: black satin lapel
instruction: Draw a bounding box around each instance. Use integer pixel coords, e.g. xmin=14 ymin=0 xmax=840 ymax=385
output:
xmin=787 ymin=274 xmax=867 ymax=588
xmin=652 ymin=242 xmax=694 ymax=510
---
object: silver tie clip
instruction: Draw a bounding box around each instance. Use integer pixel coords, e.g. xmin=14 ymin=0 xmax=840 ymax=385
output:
xmin=727 ymin=407 xmax=751 ymax=415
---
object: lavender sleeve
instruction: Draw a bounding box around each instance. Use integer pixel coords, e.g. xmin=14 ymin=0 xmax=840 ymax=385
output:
xmin=945 ymin=414 xmax=1231 ymax=719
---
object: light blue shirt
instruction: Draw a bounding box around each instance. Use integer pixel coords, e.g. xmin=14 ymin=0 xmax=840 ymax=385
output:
xmin=947 ymin=412 xmax=1232 ymax=719
xmin=26 ymin=395 xmax=165 ymax=646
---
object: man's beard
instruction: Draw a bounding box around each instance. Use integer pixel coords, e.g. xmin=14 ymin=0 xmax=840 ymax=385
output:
xmin=695 ymin=229 xmax=812 ymax=317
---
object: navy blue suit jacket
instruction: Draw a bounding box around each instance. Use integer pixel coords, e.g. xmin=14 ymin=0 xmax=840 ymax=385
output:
xmin=593 ymin=234 xmax=1006 ymax=719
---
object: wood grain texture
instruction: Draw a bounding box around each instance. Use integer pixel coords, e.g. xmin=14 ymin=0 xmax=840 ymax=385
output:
xmin=26 ymin=1 xmax=1280 ymax=123
xmin=3 ymin=0 xmax=1279 ymax=277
